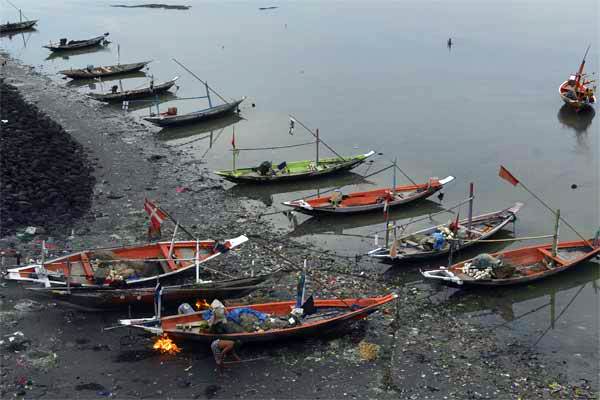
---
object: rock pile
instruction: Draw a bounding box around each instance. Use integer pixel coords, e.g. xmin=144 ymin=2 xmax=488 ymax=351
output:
xmin=0 ymin=80 xmax=95 ymax=236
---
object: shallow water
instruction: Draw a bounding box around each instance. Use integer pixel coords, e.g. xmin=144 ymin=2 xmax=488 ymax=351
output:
xmin=2 ymin=0 xmax=598 ymax=383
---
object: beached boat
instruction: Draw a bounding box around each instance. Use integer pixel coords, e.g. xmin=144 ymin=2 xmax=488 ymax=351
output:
xmin=368 ymin=202 xmax=523 ymax=262
xmin=89 ymin=77 xmax=178 ymax=103
xmin=5 ymin=235 xmax=248 ymax=287
xmin=559 ymin=46 xmax=596 ymax=110
xmin=421 ymin=238 xmax=600 ymax=287
xmin=59 ymin=61 xmax=150 ymax=79
xmin=43 ymin=33 xmax=109 ymax=52
xmin=27 ymin=272 xmax=276 ymax=310
xmin=215 ymin=151 xmax=376 ymax=183
xmin=283 ymin=176 xmax=455 ymax=215
xmin=143 ymin=98 xmax=244 ymax=127
xmin=0 ymin=19 xmax=37 ymax=33
xmin=119 ymin=293 xmax=397 ymax=343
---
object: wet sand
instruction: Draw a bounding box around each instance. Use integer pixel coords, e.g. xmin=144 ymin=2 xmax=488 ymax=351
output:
xmin=0 ymin=55 xmax=597 ymax=399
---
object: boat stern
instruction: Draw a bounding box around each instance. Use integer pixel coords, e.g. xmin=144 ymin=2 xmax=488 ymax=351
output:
xmin=439 ymin=175 xmax=456 ymax=186
xmin=421 ymin=268 xmax=464 ymax=285
xmin=282 ymin=199 xmax=313 ymax=211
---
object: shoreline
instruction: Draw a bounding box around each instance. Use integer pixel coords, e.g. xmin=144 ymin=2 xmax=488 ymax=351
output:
xmin=0 ymin=54 xmax=596 ymax=399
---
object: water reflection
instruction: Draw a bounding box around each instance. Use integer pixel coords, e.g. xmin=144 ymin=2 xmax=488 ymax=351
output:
xmin=228 ymin=171 xmax=372 ymax=207
xmin=45 ymin=44 xmax=111 ymax=61
xmin=557 ymin=104 xmax=595 ymax=134
xmin=158 ymin=114 xmax=243 ymax=142
xmin=0 ymin=27 xmax=36 ymax=41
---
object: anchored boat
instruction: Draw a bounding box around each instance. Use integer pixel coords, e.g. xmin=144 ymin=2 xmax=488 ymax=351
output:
xmin=44 ymin=33 xmax=109 ymax=52
xmin=421 ymin=238 xmax=600 ymax=287
xmin=0 ymin=6 xmax=37 ymax=33
xmin=368 ymin=201 xmax=523 ymax=262
xmin=216 ymin=151 xmax=376 ymax=184
xmin=283 ymin=176 xmax=454 ymax=215
xmin=59 ymin=61 xmax=150 ymax=79
xmin=119 ymin=293 xmax=397 ymax=343
xmin=26 ymin=272 xmax=277 ymax=310
xmin=89 ymin=77 xmax=178 ymax=103
xmin=5 ymin=235 xmax=248 ymax=287
xmin=559 ymin=45 xmax=596 ymax=110
xmin=144 ymin=98 xmax=244 ymax=127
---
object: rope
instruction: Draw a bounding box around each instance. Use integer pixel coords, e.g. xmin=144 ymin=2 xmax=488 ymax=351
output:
xmin=446 ymin=234 xmax=554 ymax=243
xmin=231 ymin=141 xmax=316 ymax=151
xmin=364 ymin=196 xmax=473 ymax=236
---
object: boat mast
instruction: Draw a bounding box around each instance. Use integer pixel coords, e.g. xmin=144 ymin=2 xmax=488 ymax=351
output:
xmin=315 ymin=128 xmax=319 ymax=165
xmin=392 ymin=158 xmax=397 ymax=197
xmin=205 ymin=81 xmax=212 ymax=108
xmin=551 ymin=209 xmax=560 ymax=258
xmin=195 ymin=238 xmax=200 ymax=283
xmin=467 ymin=182 xmax=474 ymax=236
xmin=575 ymin=45 xmax=591 ymax=98
xmin=19 ymin=9 xmax=22 ymax=22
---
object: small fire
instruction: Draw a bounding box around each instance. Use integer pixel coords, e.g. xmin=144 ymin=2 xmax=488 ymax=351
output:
xmin=195 ymin=299 xmax=210 ymax=310
xmin=152 ymin=334 xmax=181 ymax=354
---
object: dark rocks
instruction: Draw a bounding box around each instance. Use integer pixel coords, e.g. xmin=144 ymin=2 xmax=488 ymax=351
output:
xmin=0 ymin=80 xmax=95 ymax=236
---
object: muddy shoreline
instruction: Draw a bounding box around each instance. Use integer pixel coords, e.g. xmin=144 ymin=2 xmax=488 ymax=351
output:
xmin=0 ymin=55 xmax=596 ymax=399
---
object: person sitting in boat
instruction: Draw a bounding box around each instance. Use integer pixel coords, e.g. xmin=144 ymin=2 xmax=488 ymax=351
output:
xmin=208 ymin=299 xmax=228 ymax=333
xmin=330 ymin=190 xmax=343 ymax=207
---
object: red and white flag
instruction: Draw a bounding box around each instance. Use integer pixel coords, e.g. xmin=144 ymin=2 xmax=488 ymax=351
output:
xmin=498 ymin=165 xmax=519 ymax=186
xmin=144 ymin=198 xmax=167 ymax=233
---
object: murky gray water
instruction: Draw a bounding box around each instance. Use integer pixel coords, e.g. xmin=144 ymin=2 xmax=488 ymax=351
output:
xmin=2 ymin=0 xmax=598 ymax=383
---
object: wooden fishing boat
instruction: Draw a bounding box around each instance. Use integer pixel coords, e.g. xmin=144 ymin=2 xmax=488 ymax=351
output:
xmin=118 ymin=293 xmax=397 ymax=343
xmin=5 ymin=235 xmax=248 ymax=287
xmin=0 ymin=19 xmax=37 ymax=33
xmin=59 ymin=61 xmax=150 ymax=79
xmin=215 ymin=151 xmax=376 ymax=183
xmin=368 ymin=202 xmax=523 ymax=262
xmin=283 ymin=176 xmax=455 ymax=215
xmin=143 ymin=98 xmax=244 ymax=127
xmin=421 ymin=238 xmax=600 ymax=287
xmin=26 ymin=272 xmax=276 ymax=310
xmin=89 ymin=77 xmax=178 ymax=102
xmin=43 ymin=33 xmax=109 ymax=52
xmin=559 ymin=46 xmax=596 ymax=110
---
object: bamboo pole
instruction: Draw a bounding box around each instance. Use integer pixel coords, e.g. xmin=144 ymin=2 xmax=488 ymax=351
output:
xmin=552 ymin=209 xmax=560 ymax=257
xmin=172 ymin=58 xmax=229 ymax=104
xmin=289 ymin=115 xmax=345 ymax=161
xmin=467 ymin=182 xmax=474 ymax=237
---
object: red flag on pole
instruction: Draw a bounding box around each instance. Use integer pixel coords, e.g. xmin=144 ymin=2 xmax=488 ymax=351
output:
xmin=144 ymin=198 xmax=167 ymax=236
xmin=499 ymin=165 xmax=519 ymax=186
xmin=231 ymin=129 xmax=236 ymax=149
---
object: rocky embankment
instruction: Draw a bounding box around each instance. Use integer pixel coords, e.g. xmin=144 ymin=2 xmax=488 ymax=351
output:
xmin=0 ymin=81 xmax=94 ymax=236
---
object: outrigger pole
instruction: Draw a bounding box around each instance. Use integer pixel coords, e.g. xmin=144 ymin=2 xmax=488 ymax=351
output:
xmin=288 ymin=115 xmax=345 ymax=161
xmin=172 ymin=58 xmax=229 ymax=105
xmin=499 ymin=165 xmax=592 ymax=247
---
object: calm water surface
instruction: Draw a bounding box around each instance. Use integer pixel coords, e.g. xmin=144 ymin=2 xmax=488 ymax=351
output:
xmin=2 ymin=0 xmax=598 ymax=384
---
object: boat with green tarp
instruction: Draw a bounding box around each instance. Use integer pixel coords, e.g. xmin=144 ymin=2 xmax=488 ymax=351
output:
xmin=214 ymin=151 xmax=375 ymax=183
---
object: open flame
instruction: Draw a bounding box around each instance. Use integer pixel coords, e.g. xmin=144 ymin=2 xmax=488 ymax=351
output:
xmin=152 ymin=334 xmax=181 ymax=354
xmin=195 ymin=299 xmax=210 ymax=310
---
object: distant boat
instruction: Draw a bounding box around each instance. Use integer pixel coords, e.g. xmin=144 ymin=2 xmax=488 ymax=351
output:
xmin=59 ymin=61 xmax=150 ymax=79
xmin=0 ymin=6 xmax=37 ymax=33
xmin=215 ymin=151 xmax=376 ymax=184
xmin=89 ymin=77 xmax=178 ymax=103
xmin=43 ymin=33 xmax=109 ymax=52
xmin=283 ymin=176 xmax=454 ymax=215
xmin=559 ymin=45 xmax=596 ymax=110
xmin=0 ymin=19 xmax=37 ymax=33
xmin=144 ymin=98 xmax=244 ymax=127
xmin=421 ymin=238 xmax=600 ymax=287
